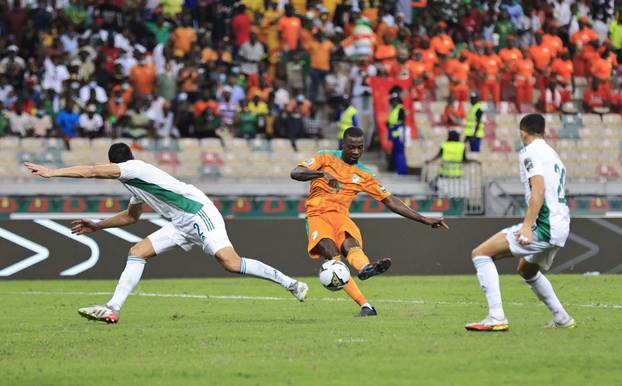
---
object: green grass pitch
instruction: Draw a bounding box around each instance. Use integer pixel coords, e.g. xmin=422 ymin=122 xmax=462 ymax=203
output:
xmin=1 ymin=275 xmax=621 ymax=386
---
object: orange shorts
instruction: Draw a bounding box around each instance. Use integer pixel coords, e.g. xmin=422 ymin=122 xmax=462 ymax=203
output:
xmin=305 ymin=213 xmax=363 ymax=259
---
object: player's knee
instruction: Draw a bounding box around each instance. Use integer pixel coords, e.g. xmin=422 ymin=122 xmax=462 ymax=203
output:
xmin=471 ymin=247 xmax=481 ymax=259
xmin=128 ymin=245 xmax=146 ymax=259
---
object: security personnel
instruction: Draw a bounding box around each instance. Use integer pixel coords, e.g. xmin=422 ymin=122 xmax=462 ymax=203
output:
xmin=426 ymin=130 xmax=468 ymax=178
xmin=463 ymin=91 xmax=485 ymax=152
xmin=338 ymin=95 xmax=359 ymax=148
xmin=387 ymin=91 xmax=407 ymax=175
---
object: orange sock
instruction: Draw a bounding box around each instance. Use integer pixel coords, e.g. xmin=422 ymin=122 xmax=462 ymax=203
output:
xmin=343 ymin=279 xmax=367 ymax=306
xmin=346 ymin=247 xmax=370 ymax=271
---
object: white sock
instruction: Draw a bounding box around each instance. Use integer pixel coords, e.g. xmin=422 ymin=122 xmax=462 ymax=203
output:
xmin=361 ymin=302 xmax=372 ymax=309
xmin=107 ymin=256 xmax=146 ymax=312
xmin=472 ymin=256 xmax=505 ymax=320
xmin=525 ymin=272 xmax=571 ymax=323
xmin=240 ymin=257 xmax=296 ymax=289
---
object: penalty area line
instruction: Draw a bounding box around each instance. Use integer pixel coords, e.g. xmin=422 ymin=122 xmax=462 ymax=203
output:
xmin=3 ymin=290 xmax=622 ymax=310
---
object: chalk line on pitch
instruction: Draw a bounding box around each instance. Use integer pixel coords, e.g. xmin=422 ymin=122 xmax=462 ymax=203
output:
xmin=3 ymin=290 xmax=622 ymax=310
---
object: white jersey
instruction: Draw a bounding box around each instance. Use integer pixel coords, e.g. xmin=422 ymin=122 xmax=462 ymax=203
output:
xmin=117 ymin=160 xmax=211 ymax=226
xmin=518 ymin=138 xmax=570 ymax=246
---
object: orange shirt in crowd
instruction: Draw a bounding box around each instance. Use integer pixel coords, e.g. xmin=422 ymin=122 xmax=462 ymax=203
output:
xmin=278 ymin=16 xmax=302 ymax=50
xmin=513 ymin=57 xmax=534 ymax=83
xmin=570 ymin=27 xmax=598 ymax=46
xmin=406 ymin=59 xmax=426 ymax=79
xmin=591 ymin=57 xmax=612 ymax=81
xmin=421 ymin=48 xmax=439 ymax=73
xmin=286 ymin=99 xmax=312 ymax=117
xmin=377 ymin=22 xmax=399 ymax=42
xmin=129 ymin=63 xmax=156 ymax=95
xmin=542 ymin=34 xmax=563 ymax=57
xmin=362 ymin=7 xmax=378 ymax=25
xmin=499 ymin=47 xmax=522 ymax=70
xmin=375 ymin=44 xmax=396 ymax=61
xmin=307 ymin=40 xmax=335 ymax=71
xmin=299 ymin=28 xmax=314 ymax=49
xmin=583 ymin=88 xmax=606 ymax=110
xmin=550 ymin=58 xmax=574 ymax=83
xmin=480 ymin=54 xmax=502 ymax=78
xmin=446 ymin=58 xmax=470 ymax=82
xmin=529 ymin=44 xmax=552 ymax=71
xmin=430 ymin=34 xmax=455 ymax=56
xmin=193 ymin=99 xmax=219 ymax=117
xmin=171 ymin=27 xmax=197 ymax=55
xmin=201 ymin=47 xmax=218 ymax=63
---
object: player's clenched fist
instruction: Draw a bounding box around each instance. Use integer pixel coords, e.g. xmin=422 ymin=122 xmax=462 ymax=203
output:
xmin=71 ymin=218 xmax=99 ymax=235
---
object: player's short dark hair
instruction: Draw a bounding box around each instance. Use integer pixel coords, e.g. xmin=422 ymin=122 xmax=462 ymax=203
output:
xmin=108 ymin=143 xmax=134 ymax=163
xmin=343 ymin=127 xmax=364 ymax=140
xmin=519 ymin=113 xmax=545 ymax=136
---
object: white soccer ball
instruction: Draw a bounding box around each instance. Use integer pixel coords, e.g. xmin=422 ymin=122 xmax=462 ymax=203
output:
xmin=319 ymin=260 xmax=351 ymax=291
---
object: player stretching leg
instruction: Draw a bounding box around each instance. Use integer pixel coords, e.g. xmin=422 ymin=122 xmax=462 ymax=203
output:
xmin=291 ymin=127 xmax=448 ymax=316
xmin=25 ymin=143 xmax=308 ymax=324
xmin=466 ymin=114 xmax=574 ymax=332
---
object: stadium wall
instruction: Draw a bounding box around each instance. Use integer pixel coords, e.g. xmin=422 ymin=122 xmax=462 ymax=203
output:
xmin=0 ymin=218 xmax=620 ymax=279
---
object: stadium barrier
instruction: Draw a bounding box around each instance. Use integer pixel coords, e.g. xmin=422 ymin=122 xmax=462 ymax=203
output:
xmin=0 ymin=218 xmax=619 ymax=279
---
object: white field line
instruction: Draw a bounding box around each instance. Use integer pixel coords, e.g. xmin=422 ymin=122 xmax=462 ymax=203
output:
xmin=3 ymin=290 xmax=622 ymax=310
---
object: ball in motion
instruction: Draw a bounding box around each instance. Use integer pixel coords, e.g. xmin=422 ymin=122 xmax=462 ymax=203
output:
xmin=319 ymin=260 xmax=351 ymax=291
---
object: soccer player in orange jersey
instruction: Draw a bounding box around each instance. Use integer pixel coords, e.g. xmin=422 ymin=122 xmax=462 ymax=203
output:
xmin=290 ymin=127 xmax=448 ymax=316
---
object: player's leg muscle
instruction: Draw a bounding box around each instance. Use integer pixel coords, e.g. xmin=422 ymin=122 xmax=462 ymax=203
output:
xmin=128 ymin=238 xmax=157 ymax=260
xmin=517 ymin=258 xmax=540 ymax=279
xmin=316 ymin=238 xmax=341 ymax=259
xmin=471 ymin=232 xmax=513 ymax=260
xmin=214 ymin=246 xmax=242 ymax=273
xmin=340 ymin=236 xmax=360 ymax=256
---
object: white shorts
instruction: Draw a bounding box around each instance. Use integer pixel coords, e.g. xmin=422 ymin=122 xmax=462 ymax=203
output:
xmin=148 ymin=203 xmax=232 ymax=256
xmin=501 ymin=223 xmax=561 ymax=271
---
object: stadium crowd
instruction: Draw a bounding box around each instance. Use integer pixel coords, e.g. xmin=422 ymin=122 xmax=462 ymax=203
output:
xmin=0 ymin=0 xmax=620 ymax=146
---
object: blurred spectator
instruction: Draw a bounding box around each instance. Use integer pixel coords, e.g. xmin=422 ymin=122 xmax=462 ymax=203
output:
xmin=79 ymin=82 xmax=108 ymax=105
xmin=8 ymin=101 xmax=33 ymax=137
xmin=32 ymin=110 xmax=53 ymax=138
xmin=247 ymin=93 xmax=268 ymax=135
xmin=306 ymin=32 xmax=336 ymax=103
xmin=218 ymin=86 xmax=240 ymax=132
xmin=303 ymin=106 xmax=323 ymax=139
xmin=157 ymin=62 xmax=178 ymax=101
xmin=583 ymin=78 xmax=608 ymax=113
xmin=129 ymin=51 xmax=157 ymax=96
xmin=195 ymin=106 xmax=222 ymax=140
xmin=79 ymin=105 xmax=105 ymax=139
xmin=148 ymin=98 xmax=178 ymax=138
xmin=231 ymin=4 xmax=252 ymax=53
xmin=239 ymin=32 xmax=265 ymax=82
xmin=442 ymin=96 xmax=465 ymax=126
xmin=123 ymin=99 xmax=152 ymax=139
xmin=541 ymin=80 xmax=563 ymax=113
xmin=278 ymin=5 xmax=301 ymax=51
xmin=0 ymin=46 xmax=26 ymax=86
xmin=237 ymin=100 xmax=257 ymax=139
xmin=55 ymin=100 xmax=80 ymax=138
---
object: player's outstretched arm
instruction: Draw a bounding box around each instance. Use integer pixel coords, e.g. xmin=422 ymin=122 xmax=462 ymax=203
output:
xmin=516 ymin=175 xmax=545 ymax=245
xmin=382 ymin=195 xmax=449 ymax=229
xmin=71 ymin=203 xmax=143 ymax=235
xmin=290 ymin=166 xmax=340 ymax=189
xmin=24 ymin=162 xmax=121 ymax=179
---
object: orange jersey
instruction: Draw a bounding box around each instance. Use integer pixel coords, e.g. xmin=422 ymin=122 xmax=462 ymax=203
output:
xmin=529 ymin=44 xmax=552 ymax=70
xmin=542 ymin=34 xmax=563 ymax=57
xmin=571 ymin=27 xmax=597 ymax=46
xmin=430 ymin=34 xmax=455 ymax=56
xmin=499 ymin=47 xmax=522 ymax=69
xmin=446 ymin=58 xmax=470 ymax=82
xmin=480 ymin=54 xmax=502 ymax=77
xmin=513 ymin=58 xmax=534 ymax=83
xmin=299 ymin=150 xmax=391 ymax=216
xmin=550 ymin=58 xmax=573 ymax=82
xmin=406 ymin=59 xmax=426 ymax=79
xmin=421 ymin=48 xmax=439 ymax=73
xmin=591 ymin=57 xmax=612 ymax=81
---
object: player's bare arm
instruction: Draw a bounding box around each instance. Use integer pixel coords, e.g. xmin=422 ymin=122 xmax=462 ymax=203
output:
xmin=381 ymin=195 xmax=449 ymax=229
xmin=71 ymin=203 xmax=143 ymax=235
xmin=290 ymin=165 xmax=340 ymax=190
xmin=24 ymin=162 xmax=121 ymax=179
xmin=516 ymin=175 xmax=545 ymax=245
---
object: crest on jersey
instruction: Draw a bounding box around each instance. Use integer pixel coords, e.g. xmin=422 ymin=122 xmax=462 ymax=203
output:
xmin=352 ymin=173 xmax=360 ymax=184
xmin=304 ymin=159 xmax=315 ymax=166
xmin=524 ymin=158 xmax=534 ymax=172
xmin=311 ymin=230 xmax=318 ymax=240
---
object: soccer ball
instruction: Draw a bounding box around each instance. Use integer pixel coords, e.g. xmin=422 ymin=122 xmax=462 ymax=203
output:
xmin=319 ymin=260 xmax=351 ymax=291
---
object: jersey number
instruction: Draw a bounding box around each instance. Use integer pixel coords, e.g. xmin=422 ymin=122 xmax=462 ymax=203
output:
xmin=554 ymin=164 xmax=566 ymax=204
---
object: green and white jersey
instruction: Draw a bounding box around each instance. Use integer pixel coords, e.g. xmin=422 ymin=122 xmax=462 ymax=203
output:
xmin=518 ymin=138 xmax=570 ymax=246
xmin=117 ymin=160 xmax=210 ymax=224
